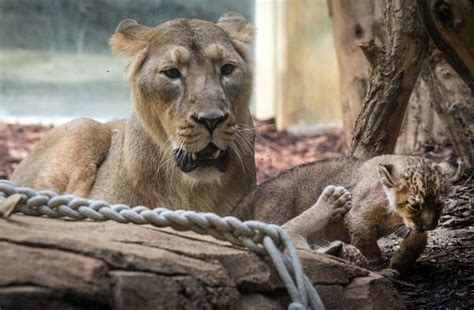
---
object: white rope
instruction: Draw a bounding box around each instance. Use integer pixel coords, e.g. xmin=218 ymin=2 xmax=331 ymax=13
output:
xmin=0 ymin=179 xmax=324 ymax=310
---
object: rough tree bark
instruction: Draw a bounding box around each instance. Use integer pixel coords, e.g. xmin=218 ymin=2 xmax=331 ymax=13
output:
xmin=415 ymin=0 xmax=474 ymax=170
xmin=331 ymin=0 xmax=473 ymax=165
xmin=394 ymin=75 xmax=448 ymax=155
xmin=327 ymin=0 xmax=386 ymax=146
xmin=423 ymin=50 xmax=474 ymax=169
xmin=350 ymin=0 xmax=429 ymax=158
xmin=0 ymin=215 xmax=405 ymax=309
xmin=328 ymin=0 xmax=448 ymax=154
xmin=417 ymin=0 xmax=474 ymax=94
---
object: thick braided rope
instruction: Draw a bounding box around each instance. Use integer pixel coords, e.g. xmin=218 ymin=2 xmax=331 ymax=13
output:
xmin=0 ymin=180 xmax=324 ymax=310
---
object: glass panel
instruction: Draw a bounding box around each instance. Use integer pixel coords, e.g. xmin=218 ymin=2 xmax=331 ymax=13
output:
xmin=284 ymin=0 xmax=341 ymax=131
xmin=0 ymin=0 xmax=254 ymax=123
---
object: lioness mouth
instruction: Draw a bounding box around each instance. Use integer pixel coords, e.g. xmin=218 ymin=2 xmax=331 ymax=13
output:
xmin=174 ymin=143 xmax=229 ymax=173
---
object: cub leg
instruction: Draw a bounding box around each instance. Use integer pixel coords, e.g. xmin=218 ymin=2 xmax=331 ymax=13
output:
xmin=315 ymin=241 xmax=370 ymax=269
xmin=390 ymin=231 xmax=427 ymax=271
xmin=351 ymin=236 xmax=383 ymax=269
xmin=283 ymin=185 xmax=352 ymax=248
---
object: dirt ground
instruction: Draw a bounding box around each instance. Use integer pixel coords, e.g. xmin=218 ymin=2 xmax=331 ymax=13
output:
xmin=0 ymin=120 xmax=472 ymax=309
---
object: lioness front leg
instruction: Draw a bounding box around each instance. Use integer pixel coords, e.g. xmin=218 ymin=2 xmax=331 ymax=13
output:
xmin=283 ymin=185 xmax=352 ymax=248
xmin=390 ymin=231 xmax=427 ymax=272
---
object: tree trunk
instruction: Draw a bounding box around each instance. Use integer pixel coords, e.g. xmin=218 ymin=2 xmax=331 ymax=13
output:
xmin=0 ymin=215 xmax=405 ymax=309
xmin=331 ymin=0 xmax=472 ymax=163
xmin=417 ymin=0 xmax=474 ymax=94
xmin=423 ymin=50 xmax=474 ymax=169
xmin=395 ymin=64 xmax=448 ymax=155
xmin=350 ymin=0 xmax=429 ymax=158
xmin=329 ymin=0 xmax=448 ymax=155
xmin=328 ymin=0 xmax=386 ymax=147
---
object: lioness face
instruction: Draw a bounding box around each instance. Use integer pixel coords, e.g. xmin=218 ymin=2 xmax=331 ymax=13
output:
xmin=378 ymin=162 xmax=446 ymax=233
xmin=110 ymin=13 xmax=255 ymax=182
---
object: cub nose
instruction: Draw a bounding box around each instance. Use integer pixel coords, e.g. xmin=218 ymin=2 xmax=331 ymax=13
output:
xmin=191 ymin=110 xmax=228 ymax=133
xmin=422 ymin=221 xmax=437 ymax=231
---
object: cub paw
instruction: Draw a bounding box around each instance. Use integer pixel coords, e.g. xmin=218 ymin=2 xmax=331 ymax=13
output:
xmin=315 ymin=240 xmax=369 ymax=269
xmin=318 ymin=185 xmax=352 ymax=222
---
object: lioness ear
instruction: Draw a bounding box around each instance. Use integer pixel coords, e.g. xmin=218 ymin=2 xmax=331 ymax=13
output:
xmin=109 ymin=19 xmax=154 ymax=57
xmin=217 ymin=12 xmax=254 ymax=46
xmin=377 ymin=164 xmax=399 ymax=188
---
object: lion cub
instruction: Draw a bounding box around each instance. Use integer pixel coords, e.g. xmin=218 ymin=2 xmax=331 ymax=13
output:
xmin=232 ymin=155 xmax=453 ymax=271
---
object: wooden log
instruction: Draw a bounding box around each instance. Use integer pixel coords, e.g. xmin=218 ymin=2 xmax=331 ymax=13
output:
xmin=0 ymin=215 xmax=405 ymax=309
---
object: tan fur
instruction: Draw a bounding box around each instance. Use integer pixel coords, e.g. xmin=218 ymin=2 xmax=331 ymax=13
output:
xmin=232 ymin=155 xmax=452 ymax=271
xmin=11 ymin=13 xmax=256 ymax=215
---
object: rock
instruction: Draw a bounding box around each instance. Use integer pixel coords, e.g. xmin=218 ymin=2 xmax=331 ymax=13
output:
xmin=238 ymin=294 xmax=285 ymax=309
xmin=110 ymin=271 xmax=239 ymax=309
xmin=0 ymin=215 xmax=404 ymax=309
xmin=0 ymin=241 xmax=110 ymax=303
xmin=315 ymin=285 xmax=346 ymax=309
xmin=344 ymin=272 xmax=406 ymax=310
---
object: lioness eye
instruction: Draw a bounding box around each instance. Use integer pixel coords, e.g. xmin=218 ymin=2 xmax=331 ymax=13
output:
xmin=221 ymin=64 xmax=236 ymax=76
xmin=162 ymin=68 xmax=181 ymax=79
xmin=409 ymin=204 xmax=421 ymax=212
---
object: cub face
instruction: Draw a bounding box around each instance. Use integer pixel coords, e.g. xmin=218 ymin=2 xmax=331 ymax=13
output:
xmin=109 ymin=13 xmax=255 ymax=182
xmin=378 ymin=161 xmax=448 ymax=233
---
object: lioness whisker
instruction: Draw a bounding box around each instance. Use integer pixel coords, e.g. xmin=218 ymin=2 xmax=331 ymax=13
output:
xmin=229 ymin=144 xmax=246 ymax=177
xmin=234 ymin=131 xmax=254 ymax=155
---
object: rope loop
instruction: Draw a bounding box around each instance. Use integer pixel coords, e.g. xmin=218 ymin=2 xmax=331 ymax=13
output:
xmin=48 ymin=196 xmax=74 ymax=209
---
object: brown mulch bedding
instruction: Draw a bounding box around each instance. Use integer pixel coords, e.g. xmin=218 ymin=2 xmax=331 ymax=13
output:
xmin=0 ymin=120 xmax=343 ymax=182
xmin=440 ymin=177 xmax=474 ymax=230
xmin=253 ymin=119 xmax=343 ymax=182
xmin=0 ymin=122 xmax=52 ymax=179
xmin=0 ymin=119 xmax=472 ymax=309
xmin=381 ymin=176 xmax=474 ymax=309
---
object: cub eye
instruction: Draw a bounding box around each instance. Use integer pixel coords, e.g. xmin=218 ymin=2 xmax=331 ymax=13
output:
xmin=409 ymin=204 xmax=421 ymax=212
xmin=162 ymin=68 xmax=181 ymax=79
xmin=221 ymin=64 xmax=236 ymax=76
xmin=436 ymin=203 xmax=444 ymax=210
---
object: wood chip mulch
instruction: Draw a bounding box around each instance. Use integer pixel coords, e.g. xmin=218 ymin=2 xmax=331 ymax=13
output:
xmin=0 ymin=122 xmax=52 ymax=179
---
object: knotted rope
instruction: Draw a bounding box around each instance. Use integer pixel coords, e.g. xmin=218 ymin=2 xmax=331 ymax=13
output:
xmin=0 ymin=180 xmax=324 ymax=310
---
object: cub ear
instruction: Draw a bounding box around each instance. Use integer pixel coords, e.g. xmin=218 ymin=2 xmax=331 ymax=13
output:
xmin=109 ymin=19 xmax=154 ymax=57
xmin=377 ymin=164 xmax=399 ymax=188
xmin=217 ymin=12 xmax=254 ymax=46
xmin=438 ymin=160 xmax=464 ymax=183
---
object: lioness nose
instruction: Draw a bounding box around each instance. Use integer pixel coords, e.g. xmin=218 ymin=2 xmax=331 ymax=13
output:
xmin=192 ymin=111 xmax=228 ymax=133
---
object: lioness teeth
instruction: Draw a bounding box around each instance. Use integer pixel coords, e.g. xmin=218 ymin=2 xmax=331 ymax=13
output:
xmin=191 ymin=153 xmax=198 ymax=161
xmin=212 ymin=150 xmax=221 ymax=159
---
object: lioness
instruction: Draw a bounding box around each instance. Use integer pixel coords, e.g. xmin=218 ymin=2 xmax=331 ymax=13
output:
xmin=232 ymin=155 xmax=455 ymax=271
xmin=11 ymin=13 xmax=257 ymax=214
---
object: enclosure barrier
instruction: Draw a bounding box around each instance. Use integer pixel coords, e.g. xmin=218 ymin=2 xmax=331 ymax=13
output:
xmin=0 ymin=179 xmax=324 ymax=310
